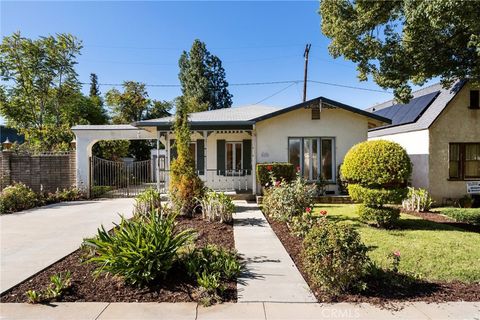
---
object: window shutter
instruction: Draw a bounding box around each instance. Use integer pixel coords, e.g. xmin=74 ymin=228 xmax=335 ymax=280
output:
xmin=242 ymin=139 xmax=252 ymax=175
xmin=170 ymin=139 xmax=177 ymax=162
xmin=196 ymin=139 xmax=205 ymax=175
xmin=217 ymin=140 xmax=225 ymax=176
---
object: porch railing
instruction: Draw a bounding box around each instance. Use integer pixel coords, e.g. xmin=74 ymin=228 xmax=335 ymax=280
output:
xmin=157 ymin=168 xmax=251 ymax=193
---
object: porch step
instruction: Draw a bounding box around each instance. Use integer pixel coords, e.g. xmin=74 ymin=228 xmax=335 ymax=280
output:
xmin=225 ymin=192 xmax=255 ymax=201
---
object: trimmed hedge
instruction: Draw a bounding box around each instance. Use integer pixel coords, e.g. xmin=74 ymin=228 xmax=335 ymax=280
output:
xmin=348 ymin=184 xmax=407 ymax=206
xmin=256 ymin=162 xmax=296 ymax=186
xmin=438 ymin=208 xmax=480 ymax=225
xmin=342 ymin=140 xmax=412 ymax=187
xmin=357 ymin=204 xmax=400 ymax=228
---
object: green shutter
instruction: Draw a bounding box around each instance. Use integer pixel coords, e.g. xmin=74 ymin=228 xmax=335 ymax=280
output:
xmin=243 ymin=139 xmax=252 ymax=175
xmin=170 ymin=139 xmax=177 ymax=162
xmin=217 ymin=139 xmax=226 ymax=176
xmin=196 ymin=139 xmax=205 ymax=175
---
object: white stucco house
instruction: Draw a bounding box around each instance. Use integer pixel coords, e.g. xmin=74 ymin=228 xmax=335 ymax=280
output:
xmin=368 ymin=80 xmax=480 ymax=203
xmin=72 ymin=96 xmax=390 ymax=196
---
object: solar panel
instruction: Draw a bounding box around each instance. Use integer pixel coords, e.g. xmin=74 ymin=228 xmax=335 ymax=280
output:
xmin=373 ymin=91 xmax=440 ymax=126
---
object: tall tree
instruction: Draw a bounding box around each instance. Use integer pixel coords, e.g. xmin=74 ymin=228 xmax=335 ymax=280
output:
xmin=319 ymin=0 xmax=480 ymax=102
xmin=89 ymin=73 xmax=100 ymax=98
xmin=0 ymin=32 xmax=83 ymax=130
xmin=178 ymin=39 xmax=232 ymax=111
xmin=105 ymin=81 xmax=150 ymax=123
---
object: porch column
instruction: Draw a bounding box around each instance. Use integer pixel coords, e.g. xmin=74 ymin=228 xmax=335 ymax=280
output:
xmin=156 ymin=130 xmax=161 ymax=192
xmin=203 ymin=130 xmax=208 ymax=182
xmin=252 ymin=125 xmax=257 ymax=195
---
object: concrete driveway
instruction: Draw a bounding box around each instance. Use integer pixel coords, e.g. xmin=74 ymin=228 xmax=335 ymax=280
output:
xmin=0 ymin=198 xmax=134 ymax=293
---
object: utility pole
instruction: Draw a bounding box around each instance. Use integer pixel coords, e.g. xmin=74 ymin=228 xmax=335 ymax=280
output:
xmin=303 ymin=43 xmax=311 ymax=102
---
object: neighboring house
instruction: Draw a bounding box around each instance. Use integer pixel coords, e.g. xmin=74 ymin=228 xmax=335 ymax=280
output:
xmin=368 ymin=80 xmax=480 ymax=203
xmin=73 ymin=96 xmax=389 ymax=195
xmin=0 ymin=125 xmax=24 ymax=145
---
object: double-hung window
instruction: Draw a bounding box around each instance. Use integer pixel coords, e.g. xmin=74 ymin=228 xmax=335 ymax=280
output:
xmin=288 ymin=137 xmax=335 ymax=181
xmin=449 ymin=143 xmax=480 ymax=179
xmin=226 ymin=142 xmax=242 ymax=175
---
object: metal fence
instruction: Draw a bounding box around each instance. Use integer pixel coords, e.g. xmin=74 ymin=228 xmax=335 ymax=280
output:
xmin=90 ymin=156 xmax=154 ymax=198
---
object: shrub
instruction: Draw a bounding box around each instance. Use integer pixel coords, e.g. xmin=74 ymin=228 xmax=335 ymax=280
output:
xmin=182 ymin=245 xmax=241 ymax=306
xmin=134 ymin=187 xmax=162 ymax=218
xmin=303 ymin=221 xmax=370 ymax=295
xmin=337 ymin=163 xmax=348 ymax=195
xmin=40 ymin=187 xmax=85 ymax=205
xmin=90 ymin=185 xmax=113 ymax=198
xmin=256 ymin=162 xmax=296 ymax=186
xmin=169 ymin=97 xmax=205 ymax=216
xmin=198 ymin=190 xmax=235 ymax=223
xmin=0 ymin=182 xmax=38 ymax=214
xmin=402 ymin=187 xmax=434 ymax=212
xmin=459 ymin=194 xmax=474 ymax=208
xmin=262 ymin=175 xmax=316 ymax=222
xmin=288 ymin=209 xmax=324 ymax=237
xmin=438 ymin=208 xmax=480 ymax=225
xmin=342 ymin=140 xmax=412 ymax=228
xmin=357 ymin=204 xmax=400 ymax=228
xmin=83 ymin=210 xmax=195 ymax=285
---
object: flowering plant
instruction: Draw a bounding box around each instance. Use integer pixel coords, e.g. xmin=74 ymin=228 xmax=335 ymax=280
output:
xmin=388 ymin=250 xmax=401 ymax=273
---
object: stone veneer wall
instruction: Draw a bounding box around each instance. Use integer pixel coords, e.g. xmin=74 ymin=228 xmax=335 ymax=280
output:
xmin=0 ymin=151 xmax=76 ymax=193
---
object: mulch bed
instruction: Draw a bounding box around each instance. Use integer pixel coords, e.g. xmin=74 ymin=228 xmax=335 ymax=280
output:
xmin=403 ymin=210 xmax=480 ymax=233
xmin=265 ymin=214 xmax=480 ymax=304
xmin=0 ymin=214 xmax=236 ymax=303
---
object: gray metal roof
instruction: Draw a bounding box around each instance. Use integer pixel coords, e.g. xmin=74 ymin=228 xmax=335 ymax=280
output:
xmin=368 ymin=80 xmax=466 ymax=137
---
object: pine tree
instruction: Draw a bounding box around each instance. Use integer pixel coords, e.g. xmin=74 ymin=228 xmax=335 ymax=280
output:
xmin=89 ymin=73 xmax=100 ymax=98
xmin=178 ymin=39 xmax=232 ymax=112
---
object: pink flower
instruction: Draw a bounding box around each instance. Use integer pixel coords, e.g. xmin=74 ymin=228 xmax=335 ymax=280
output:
xmin=296 ymin=165 xmax=301 ymax=172
xmin=319 ymin=210 xmax=327 ymax=216
xmin=393 ymin=251 xmax=401 ymax=257
xmin=267 ymin=165 xmax=273 ymax=171
xmin=275 ymin=180 xmax=281 ymax=187
xmin=305 ymin=207 xmax=312 ymax=213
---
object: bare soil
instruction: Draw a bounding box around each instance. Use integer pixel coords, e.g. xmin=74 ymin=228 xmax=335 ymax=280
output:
xmin=0 ymin=214 xmax=236 ymax=303
xmin=403 ymin=210 xmax=480 ymax=233
xmin=265 ymin=214 xmax=480 ymax=304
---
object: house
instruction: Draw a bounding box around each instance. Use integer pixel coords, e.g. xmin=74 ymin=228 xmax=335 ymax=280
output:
xmin=73 ymin=96 xmax=389 ymax=196
xmin=368 ymin=80 xmax=480 ymax=203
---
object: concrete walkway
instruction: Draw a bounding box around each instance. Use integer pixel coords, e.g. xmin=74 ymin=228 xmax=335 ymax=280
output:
xmin=0 ymin=198 xmax=134 ymax=293
xmin=233 ymin=201 xmax=316 ymax=302
xmin=1 ymin=302 xmax=478 ymax=320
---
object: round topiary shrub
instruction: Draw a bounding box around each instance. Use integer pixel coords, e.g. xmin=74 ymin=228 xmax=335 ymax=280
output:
xmin=303 ymin=221 xmax=370 ymax=295
xmin=357 ymin=204 xmax=400 ymax=228
xmin=342 ymin=140 xmax=412 ymax=228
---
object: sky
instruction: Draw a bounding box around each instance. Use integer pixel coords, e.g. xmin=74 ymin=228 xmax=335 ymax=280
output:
xmin=0 ymin=1 xmax=435 ymax=125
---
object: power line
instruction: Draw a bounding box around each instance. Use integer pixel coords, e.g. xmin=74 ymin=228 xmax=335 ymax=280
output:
xmin=254 ymin=82 xmax=297 ymax=105
xmin=79 ymin=79 xmax=392 ymax=93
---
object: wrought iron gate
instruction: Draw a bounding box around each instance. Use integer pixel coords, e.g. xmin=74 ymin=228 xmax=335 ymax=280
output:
xmin=89 ymin=156 xmax=155 ymax=198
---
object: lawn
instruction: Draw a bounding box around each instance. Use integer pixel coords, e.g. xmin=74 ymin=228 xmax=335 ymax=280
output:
xmin=314 ymin=204 xmax=480 ymax=283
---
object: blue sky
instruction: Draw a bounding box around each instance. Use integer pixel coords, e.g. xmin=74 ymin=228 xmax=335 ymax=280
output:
xmin=1 ymin=1 xmax=434 ymax=125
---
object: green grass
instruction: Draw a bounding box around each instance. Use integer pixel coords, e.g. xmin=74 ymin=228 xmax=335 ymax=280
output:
xmin=431 ymin=207 xmax=480 ymax=225
xmin=313 ymin=204 xmax=480 ymax=283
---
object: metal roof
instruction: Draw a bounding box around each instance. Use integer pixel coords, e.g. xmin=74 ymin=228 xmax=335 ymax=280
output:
xmin=368 ymin=80 xmax=466 ymax=137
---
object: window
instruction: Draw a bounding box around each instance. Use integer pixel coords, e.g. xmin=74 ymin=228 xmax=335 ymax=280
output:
xmin=226 ymin=142 xmax=242 ymax=174
xmin=449 ymin=143 xmax=480 ymax=179
xmin=470 ymin=90 xmax=479 ymax=109
xmin=288 ymin=137 xmax=335 ymax=181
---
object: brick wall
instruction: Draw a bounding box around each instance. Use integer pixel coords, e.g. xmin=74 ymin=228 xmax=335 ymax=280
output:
xmin=0 ymin=151 xmax=76 ymax=193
